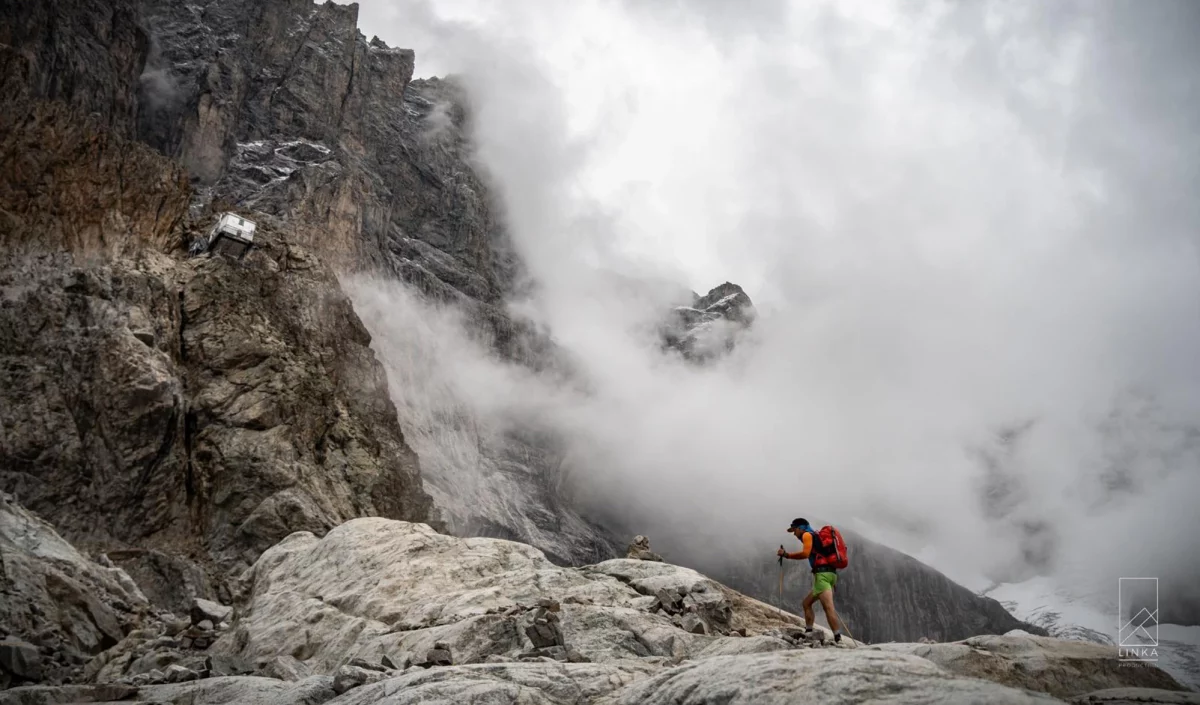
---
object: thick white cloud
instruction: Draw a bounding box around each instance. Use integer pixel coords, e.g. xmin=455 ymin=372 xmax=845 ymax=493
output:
xmin=343 ymin=0 xmax=1200 ymax=614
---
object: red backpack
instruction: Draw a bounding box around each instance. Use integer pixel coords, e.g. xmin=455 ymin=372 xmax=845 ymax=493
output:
xmin=811 ymin=525 xmax=849 ymax=570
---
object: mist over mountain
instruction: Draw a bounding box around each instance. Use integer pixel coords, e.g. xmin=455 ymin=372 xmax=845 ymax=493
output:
xmin=348 ymin=0 xmax=1200 ymax=622
xmin=1 ymin=0 xmax=1198 ymax=700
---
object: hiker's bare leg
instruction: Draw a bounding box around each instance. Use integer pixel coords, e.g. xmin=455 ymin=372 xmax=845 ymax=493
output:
xmin=801 ymin=591 xmax=817 ymax=628
xmin=818 ymin=588 xmax=841 ymax=632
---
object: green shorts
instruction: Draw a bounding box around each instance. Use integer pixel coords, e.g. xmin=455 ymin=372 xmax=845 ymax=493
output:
xmin=811 ymin=571 xmax=838 ymax=596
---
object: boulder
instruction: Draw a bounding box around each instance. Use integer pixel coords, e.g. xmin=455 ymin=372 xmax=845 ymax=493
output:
xmin=206 ymin=653 xmax=255 ymax=679
xmin=525 ymin=608 xmax=565 ymax=649
xmin=256 ymin=655 xmax=314 ymax=682
xmin=333 ymin=664 xmax=390 ymax=694
xmin=85 ymin=628 xmax=197 ymax=684
xmin=589 ymin=559 xmax=734 ymax=635
xmin=680 ymin=614 xmax=708 ymax=636
xmin=421 ymin=644 xmax=454 ymax=668
xmin=163 ymin=663 xmax=199 ymax=683
xmin=0 ymin=639 xmax=42 ymax=682
xmin=626 ymin=535 xmax=664 ymax=562
xmin=876 ymin=633 xmax=1186 ymax=698
xmin=191 ymin=599 xmax=232 ymax=627
xmin=346 ymin=658 xmax=389 ymax=673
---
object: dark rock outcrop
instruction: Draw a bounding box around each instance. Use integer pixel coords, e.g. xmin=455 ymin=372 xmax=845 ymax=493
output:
xmin=662 ymin=282 xmax=756 ymax=362
xmin=0 ymin=493 xmax=160 ymax=687
xmin=0 ymin=99 xmax=190 ymax=255
xmin=0 ymin=238 xmax=435 ymax=579
xmin=0 ymin=0 xmax=148 ymax=141
xmin=626 ymin=535 xmax=665 ymax=562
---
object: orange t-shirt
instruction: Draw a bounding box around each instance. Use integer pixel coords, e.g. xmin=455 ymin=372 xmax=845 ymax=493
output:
xmin=787 ymin=531 xmax=812 ymax=560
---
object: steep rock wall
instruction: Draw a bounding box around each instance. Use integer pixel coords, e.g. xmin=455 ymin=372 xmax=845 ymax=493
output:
xmin=134 ymin=0 xmax=618 ymax=565
xmin=0 ymin=0 xmax=434 ymax=591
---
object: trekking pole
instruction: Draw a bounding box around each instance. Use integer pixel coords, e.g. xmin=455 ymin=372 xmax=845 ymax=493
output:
xmin=842 ymin=620 xmax=857 ymax=643
xmin=834 ymin=598 xmax=861 ymax=648
xmin=778 ymin=545 xmax=785 ymax=607
xmin=840 ymin=617 xmax=860 ymax=648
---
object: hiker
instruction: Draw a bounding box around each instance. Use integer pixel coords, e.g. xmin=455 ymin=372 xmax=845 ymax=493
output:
xmin=777 ymin=517 xmax=846 ymax=643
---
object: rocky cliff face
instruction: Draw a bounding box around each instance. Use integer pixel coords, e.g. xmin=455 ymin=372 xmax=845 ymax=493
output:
xmin=130 ymin=0 xmax=617 ymax=564
xmin=135 ymin=0 xmax=514 ymax=298
xmin=0 ymin=98 xmax=189 ymax=255
xmin=0 ymin=0 xmax=434 ymax=601
xmin=0 ymin=0 xmax=148 ymax=142
xmin=0 ymin=235 xmax=435 ymax=583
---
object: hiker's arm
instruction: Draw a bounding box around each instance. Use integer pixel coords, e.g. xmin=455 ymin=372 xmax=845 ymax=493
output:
xmin=785 ymin=532 xmax=812 ymax=560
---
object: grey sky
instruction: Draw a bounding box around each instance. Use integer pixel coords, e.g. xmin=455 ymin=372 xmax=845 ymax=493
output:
xmin=342 ymin=0 xmax=1200 ymax=614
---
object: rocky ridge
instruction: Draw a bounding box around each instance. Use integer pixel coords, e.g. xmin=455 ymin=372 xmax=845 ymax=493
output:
xmin=661 ymin=281 xmax=756 ymax=362
xmin=2 ymin=512 xmax=1192 ymax=704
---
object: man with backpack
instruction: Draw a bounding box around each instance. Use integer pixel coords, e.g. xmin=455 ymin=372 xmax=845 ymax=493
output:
xmin=777 ymin=517 xmax=848 ymax=643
